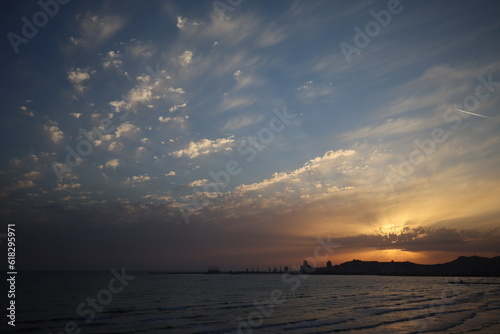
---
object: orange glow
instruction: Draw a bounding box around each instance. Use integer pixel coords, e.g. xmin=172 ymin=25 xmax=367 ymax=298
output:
xmin=357 ymin=249 xmax=427 ymax=263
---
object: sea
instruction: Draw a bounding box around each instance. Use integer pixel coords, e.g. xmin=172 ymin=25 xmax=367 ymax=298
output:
xmin=4 ymin=272 xmax=500 ymax=333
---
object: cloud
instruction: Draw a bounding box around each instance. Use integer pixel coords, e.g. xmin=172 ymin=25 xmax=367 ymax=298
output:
xmin=78 ymin=13 xmax=125 ymax=45
xmin=177 ymin=16 xmax=187 ymax=28
xmin=171 ymin=136 xmax=236 ymax=159
xmin=232 ymin=70 xmax=263 ymax=91
xmin=327 ymin=226 xmax=500 ymax=254
xmin=54 ymin=183 xmax=81 ymax=191
xmin=108 ymin=141 xmax=124 ymax=152
xmin=69 ymin=36 xmax=85 ymax=46
xmin=176 ymin=16 xmax=203 ymax=29
xmin=115 ymin=123 xmax=140 ymax=138
xmin=23 ymin=171 xmax=40 ymax=179
xmin=102 ymin=50 xmax=123 ymax=69
xmin=128 ymin=87 xmax=153 ymax=103
xmin=67 ymin=68 xmax=94 ymax=92
xmin=179 ymin=50 xmax=193 ymax=65
xmin=19 ymin=105 xmax=36 ymax=117
xmin=142 ymin=194 xmax=172 ymax=201
xmin=13 ymin=180 xmax=35 ymax=190
xmin=44 ymin=121 xmax=64 ymax=143
xmin=235 ymin=149 xmax=356 ymax=193
xmin=168 ymin=87 xmax=186 ymax=94
xmin=340 ymin=117 xmax=431 ymax=142
xmin=296 ymin=80 xmax=334 ymax=102
xmin=379 ymin=63 xmax=500 ymax=118
xmin=70 ymin=113 xmax=82 ymax=119
xmin=68 ymin=68 xmax=91 ymax=83
xmin=165 ymin=171 xmax=176 ymax=176
xmin=106 ymin=71 xmax=164 ymax=113
xmin=123 ymin=174 xmax=151 ymax=186
xmin=187 ymin=179 xmax=209 ymax=187
xmin=158 ymin=116 xmax=188 ymax=124
xmin=222 ymin=114 xmax=265 ymax=132
xmin=217 ymin=95 xmax=257 ymax=113
xmin=105 ymin=159 xmax=120 ymax=169
xmin=108 ymin=100 xmax=128 ymax=113
xmin=169 ymin=102 xmax=187 ymax=112
xmin=139 ymin=138 xmax=151 ymax=145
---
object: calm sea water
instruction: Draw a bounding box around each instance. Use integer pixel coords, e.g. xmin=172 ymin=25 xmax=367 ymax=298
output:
xmin=4 ymin=272 xmax=500 ymax=333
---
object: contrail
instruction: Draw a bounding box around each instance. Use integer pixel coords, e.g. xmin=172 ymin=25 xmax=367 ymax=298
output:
xmin=455 ymin=108 xmax=492 ymax=119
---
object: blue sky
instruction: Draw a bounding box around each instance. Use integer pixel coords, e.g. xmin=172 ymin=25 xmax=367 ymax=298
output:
xmin=1 ymin=0 xmax=500 ymax=270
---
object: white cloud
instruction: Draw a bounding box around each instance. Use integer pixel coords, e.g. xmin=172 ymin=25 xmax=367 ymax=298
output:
xmin=128 ymin=87 xmax=153 ymax=103
xmin=236 ymin=149 xmax=356 ymax=193
xmin=176 ymin=16 xmax=203 ymax=29
xmin=115 ymin=123 xmax=140 ymax=138
xmin=168 ymin=87 xmax=186 ymax=94
xmin=102 ymin=50 xmax=123 ymax=69
xmin=68 ymin=68 xmax=94 ymax=92
xmin=68 ymin=68 xmax=91 ymax=83
xmin=108 ymin=100 xmax=128 ymax=113
xmin=123 ymin=174 xmax=151 ymax=185
xmin=169 ymin=102 xmax=187 ymax=112
xmin=69 ymin=36 xmax=86 ymax=45
xmin=108 ymin=75 xmax=163 ymax=108
xmin=44 ymin=120 xmax=64 ymax=143
xmin=70 ymin=112 xmax=82 ymax=118
xmin=179 ymin=50 xmax=193 ymax=65
xmin=108 ymin=141 xmax=124 ymax=152
xmin=177 ymin=16 xmax=187 ymax=28
xmin=165 ymin=171 xmax=176 ymax=176
xmin=232 ymin=70 xmax=262 ymax=90
xmin=158 ymin=116 xmax=188 ymax=124
xmin=171 ymin=136 xmax=236 ymax=159
xmin=105 ymin=159 xmax=120 ymax=169
xmin=187 ymin=179 xmax=208 ymax=187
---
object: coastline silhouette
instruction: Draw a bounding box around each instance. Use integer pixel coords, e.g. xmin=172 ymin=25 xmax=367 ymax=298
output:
xmin=200 ymin=256 xmax=500 ymax=277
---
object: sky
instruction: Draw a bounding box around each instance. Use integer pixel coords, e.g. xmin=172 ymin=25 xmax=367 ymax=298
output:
xmin=1 ymin=0 xmax=500 ymax=271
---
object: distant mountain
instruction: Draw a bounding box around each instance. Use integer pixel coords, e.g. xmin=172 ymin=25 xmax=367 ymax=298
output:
xmin=302 ymin=256 xmax=500 ymax=277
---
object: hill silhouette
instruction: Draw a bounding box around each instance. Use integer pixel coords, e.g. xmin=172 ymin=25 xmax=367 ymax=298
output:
xmin=302 ymin=256 xmax=500 ymax=277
